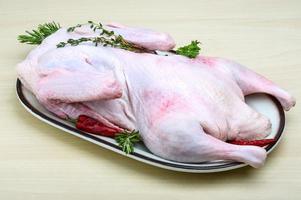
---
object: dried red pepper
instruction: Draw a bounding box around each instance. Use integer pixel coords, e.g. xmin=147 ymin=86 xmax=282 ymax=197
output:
xmin=75 ymin=115 xmax=276 ymax=148
xmin=228 ymin=139 xmax=276 ymax=147
xmin=76 ymin=115 xmax=119 ymax=137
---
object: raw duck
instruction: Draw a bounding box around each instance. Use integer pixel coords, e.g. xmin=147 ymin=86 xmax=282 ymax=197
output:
xmin=17 ymin=23 xmax=296 ymax=168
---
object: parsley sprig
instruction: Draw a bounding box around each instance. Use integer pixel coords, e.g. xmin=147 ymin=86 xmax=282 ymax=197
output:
xmin=18 ymin=22 xmax=61 ymax=45
xmin=115 ymin=130 xmax=141 ymax=154
xmin=175 ymin=40 xmax=201 ymax=58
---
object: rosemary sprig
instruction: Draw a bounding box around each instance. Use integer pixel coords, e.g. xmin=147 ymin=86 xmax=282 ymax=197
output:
xmin=18 ymin=22 xmax=61 ymax=45
xmin=115 ymin=130 xmax=141 ymax=154
xmin=175 ymin=40 xmax=201 ymax=58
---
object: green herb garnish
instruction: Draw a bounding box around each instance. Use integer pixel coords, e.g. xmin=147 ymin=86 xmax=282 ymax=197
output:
xmin=57 ymin=21 xmax=151 ymax=53
xmin=67 ymin=24 xmax=82 ymax=32
xmin=18 ymin=21 xmax=202 ymax=57
xmin=175 ymin=40 xmax=201 ymax=58
xmin=115 ymin=130 xmax=141 ymax=154
xmin=18 ymin=22 xmax=61 ymax=45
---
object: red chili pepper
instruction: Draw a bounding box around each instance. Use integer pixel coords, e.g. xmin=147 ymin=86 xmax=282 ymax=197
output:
xmin=76 ymin=115 xmax=119 ymax=137
xmin=228 ymin=139 xmax=276 ymax=147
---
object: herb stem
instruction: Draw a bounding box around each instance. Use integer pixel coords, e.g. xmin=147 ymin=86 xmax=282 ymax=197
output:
xmin=58 ymin=21 xmax=155 ymax=53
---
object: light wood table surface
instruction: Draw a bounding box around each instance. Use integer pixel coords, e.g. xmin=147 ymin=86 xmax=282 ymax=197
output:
xmin=1 ymin=0 xmax=300 ymax=199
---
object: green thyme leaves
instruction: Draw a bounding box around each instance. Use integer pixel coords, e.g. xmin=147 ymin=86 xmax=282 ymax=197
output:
xmin=58 ymin=21 xmax=150 ymax=53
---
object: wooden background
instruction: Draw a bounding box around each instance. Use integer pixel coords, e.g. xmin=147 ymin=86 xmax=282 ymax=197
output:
xmin=0 ymin=0 xmax=300 ymax=199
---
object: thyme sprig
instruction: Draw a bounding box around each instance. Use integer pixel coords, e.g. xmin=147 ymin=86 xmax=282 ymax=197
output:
xmin=18 ymin=22 xmax=61 ymax=45
xmin=115 ymin=130 xmax=141 ymax=154
xmin=57 ymin=21 xmax=153 ymax=53
xmin=67 ymin=24 xmax=82 ymax=32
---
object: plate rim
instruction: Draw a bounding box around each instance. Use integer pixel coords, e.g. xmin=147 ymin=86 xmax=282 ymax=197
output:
xmin=16 ymin=79 xmax=285 ymax=172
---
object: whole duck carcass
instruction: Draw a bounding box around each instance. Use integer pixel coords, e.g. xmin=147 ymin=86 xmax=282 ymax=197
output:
xmin=17 ymin=23 xmax=295 ymax=168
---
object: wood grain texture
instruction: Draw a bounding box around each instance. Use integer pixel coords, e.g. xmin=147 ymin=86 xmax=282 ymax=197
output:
xmin=0 ymin=0 xmax=300 ymax=199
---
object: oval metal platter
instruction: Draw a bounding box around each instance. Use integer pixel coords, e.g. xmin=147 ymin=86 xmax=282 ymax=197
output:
xmin=16 ymin=79 xmax=285 ymax=173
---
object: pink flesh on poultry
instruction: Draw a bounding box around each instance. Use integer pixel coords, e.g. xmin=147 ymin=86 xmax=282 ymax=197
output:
xmin=17 ymin=23 xmax=295 ymax=168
